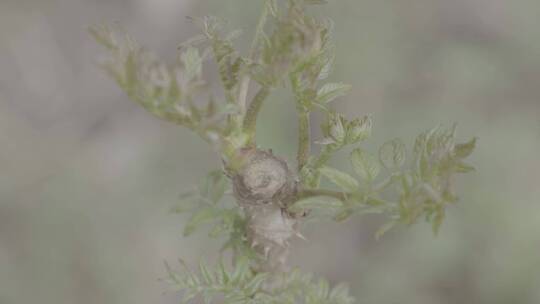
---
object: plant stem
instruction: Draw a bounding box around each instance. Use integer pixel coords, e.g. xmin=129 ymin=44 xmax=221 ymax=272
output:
xmin=297 ymin=111 xmax=310 ymax=171
xmin=302 ymin=145 xmax=333 ymax=187
xmin=237 ymin=3 xmax=269 ymax=117
xmin=243 ymin=87 xmax=271 ymax=145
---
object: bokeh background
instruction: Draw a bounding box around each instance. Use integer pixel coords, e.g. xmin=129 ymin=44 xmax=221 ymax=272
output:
xmin=1 ymin=0 xmax=539 ymax=303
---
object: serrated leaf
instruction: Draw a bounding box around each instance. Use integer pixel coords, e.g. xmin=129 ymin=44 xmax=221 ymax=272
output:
xmin=454 ymin=137 xmax=477 ymax=159
xmin=316 ymin=83 xmax=351 ymax=104
xmin=379 ymin=139 xmax=406 ymax=170
xmin=318 ymin=53 xmax=334 ymax=80
xmin=350 ymin=149 xmax=380 ymax=181
xmin=319 ymin=166 xmax=359 ymax=192
xmin=326 ymin=112 xmax=346 ymax=143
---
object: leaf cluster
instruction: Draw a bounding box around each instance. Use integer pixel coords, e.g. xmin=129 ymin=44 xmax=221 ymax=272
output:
xmin=165 ymin=258 xmax=354 ymax=304
xmin=292 ymin=125 xmax=477 ymax=237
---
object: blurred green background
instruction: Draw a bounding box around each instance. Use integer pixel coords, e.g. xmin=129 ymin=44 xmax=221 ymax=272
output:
xmin=1 ymin=0 xmax=539 ymax=303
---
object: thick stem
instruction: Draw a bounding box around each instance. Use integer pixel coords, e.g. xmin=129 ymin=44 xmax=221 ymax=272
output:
xmin=231 ymin=148 xmax=299 ymax=272
xmin=245 ymin=206 xmax=296 ymax=272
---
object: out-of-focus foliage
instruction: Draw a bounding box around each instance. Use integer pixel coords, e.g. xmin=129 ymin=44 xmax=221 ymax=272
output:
xmin=165 ymin=258 xmax=354 ymax=304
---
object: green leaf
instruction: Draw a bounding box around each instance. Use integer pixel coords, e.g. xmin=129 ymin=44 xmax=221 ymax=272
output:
xmin=379 ymin=139 xmax=406 ymax=170
xmin=231 ymin=256 xmax=250 ymax=283
xmin=350 ymin=149 xmax=380 ymax=182
xmin=319 ymin=166 xmax=359 ymax=192
xmin=199 ymin=260 xmax=214 ymax=284
xmin=289 ymin=196 xmax=343 ymax=213
xmin=181 ymin=47 xmax=203 ymax=81
xmin=455 ymin=161 xmax=476 ymax=173
xmin=245 ymin=273 xmax=270 ymax=294
xmin=316 ymin=83 xmax=351 ymax=104
xmin=333 ymin=209 xmax=354 ymax=222
xmin=454 ymin=137 xmax=477 ymax=159
xmin=345 ymin=115 xmax=372 ymax=144
xmin=326 ymin=112 xmax=346 ymax=143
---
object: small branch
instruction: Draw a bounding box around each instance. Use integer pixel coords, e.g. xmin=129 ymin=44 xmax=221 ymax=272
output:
xmin=297 ymin=111 xmax=310 ymax=171
xmin=301 ymin=145 xmax=333 ymax=188
xmin=237 ymin=3 xmax=269 ymax=116
xmin=243 ymin=87 xmax=271 ymax=145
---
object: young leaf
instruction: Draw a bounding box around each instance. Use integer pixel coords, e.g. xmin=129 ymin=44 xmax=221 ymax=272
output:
xmin=326 ymin=112 xmax=346 ymax=143
xmin=454 ymin=137 xmax=477 ymax=159
xmin=181 ymin=47 xmax=203 ymax=81
xmin=379 ymin=138 xmax=406 ymax=170
xmin=350 ymin=149 xmax=380 ymax=182
xmin=345 ymin=115 xmax=372 ymax=144
xmin=316 ymin=83 xmax=351 ymax=104
xmin=319 ymin=166 xmax=359 ymax=192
